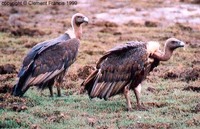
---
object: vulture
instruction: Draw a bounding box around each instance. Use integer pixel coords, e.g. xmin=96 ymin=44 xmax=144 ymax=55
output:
xmin=81 ymin=38 xmax=185 ymax=111
xmin=12 ymin=13 xmax=89 ymax=97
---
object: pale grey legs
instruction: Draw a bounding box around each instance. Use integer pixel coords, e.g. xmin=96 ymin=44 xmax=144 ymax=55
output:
xmin=134 ymin=84 xmax=147 ymax=111
xmin=124 ymin=84 xmax=148 ymax=111
xmin=124 ymin=86 xmax=132 ymax=111
xmin=55 ymin=81 xmax=61 ymax=97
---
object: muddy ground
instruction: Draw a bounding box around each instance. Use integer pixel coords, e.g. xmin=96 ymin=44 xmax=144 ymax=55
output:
xmin=0 ymin=0 xmax=200 ymax=128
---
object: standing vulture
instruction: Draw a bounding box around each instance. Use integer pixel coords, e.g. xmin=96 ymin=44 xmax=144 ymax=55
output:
xmin=12 ymin=13 xmax=89 ymax=97
xmin=81 ymin=38 xmax=185 ymax=111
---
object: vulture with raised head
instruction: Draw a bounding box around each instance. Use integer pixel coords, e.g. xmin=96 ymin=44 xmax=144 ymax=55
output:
xmin=12 ymin=13 xmax=89 ymax=97
xmin=81 ymin=38 xmax=185 ymax=111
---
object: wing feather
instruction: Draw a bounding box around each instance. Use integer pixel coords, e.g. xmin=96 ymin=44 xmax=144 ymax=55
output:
xmin=92 ymin=82 xmax=106 ymax=97
xmin=105 ymin=82 xmax=116 ymax=99
xmin=100 ymin=83 xmax=113 ymax=99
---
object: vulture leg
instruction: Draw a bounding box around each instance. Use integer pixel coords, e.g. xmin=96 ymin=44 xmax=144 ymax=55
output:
xmin=124 ymin=86 xmax=132 ymax=111
xmin=55 ymin=72 xmax=65 ymax=97
xmin=57 ymin=85 xmax=61 ymax=97
xmin=134 ymin=84 xmax=148 ymax=111
xmin=48 ymin=85 xmax=53 ymax=97
xmin=55 ymin=81 xmax=61 ymax=97
xmin=46 ymin=79 xmax=55 ymax=97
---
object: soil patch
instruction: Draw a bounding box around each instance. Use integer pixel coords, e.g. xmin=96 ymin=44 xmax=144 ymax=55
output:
xmin=146 ymin=102 xmax=168 ymax=108
xmin=163 ymin=70 xmax=179 ymax=79
xmin=0 ymin=94 xmax=27 ymax=112
xmin=183 ymin=86 xmax=200 ymax=92
xmin=93 ymin=21 xmax=118 ymax=27
xmin=144 ymin=20 xmax=159 ymax=27
xmin=0 ymin=64 xmax=16 ymax=74
xmin=0 ymin=84 xmax=13 ymax=94
xmin=10 ymin=27 xmax=45 ymax=36
xmin=77 ymin=65 xmax=95 ymax=80
xmin=194 ymin=103 xmax=200 ymax=113
xmin=146 ymin=87 xmax=157 ymax=93
xmin=180 ymin=67 xmax=200 ymax=82
xmin=159 ymin=67 xmax=200 ymax=82
xmin=133 ymin=123 xmax=171 ymax=129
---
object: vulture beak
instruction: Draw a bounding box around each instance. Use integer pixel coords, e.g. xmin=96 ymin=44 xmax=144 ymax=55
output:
xmin=179 ymin=41 xmax=185 ymax=47
xmin=179 ymin=41 xmax=185 ymax=50
xmin=83 ymin=17 xmax=89 ymax=24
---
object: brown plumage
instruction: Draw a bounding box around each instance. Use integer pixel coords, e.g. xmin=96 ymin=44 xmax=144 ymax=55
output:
xmin=81 ymin=38 xmax=185 ymax=111
xmin=12 ymin=13 xmax=88 ymax=97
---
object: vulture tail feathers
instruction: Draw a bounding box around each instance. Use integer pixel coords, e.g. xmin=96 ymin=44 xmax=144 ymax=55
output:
xmin=12 ymin=62 xmax=35 ymax=96
xmin=82 ymin=69 xmax=99 ymax=97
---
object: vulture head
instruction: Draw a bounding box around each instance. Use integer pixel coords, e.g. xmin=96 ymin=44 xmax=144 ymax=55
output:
xmin=71 ymin=13 xmax=89 ymax=40
xmin=152 ymin=38 xmax=185 ymax=61
xmin=165 ymin=38 xmax=185 ymax=50
xmin=72 ymin=13 xmax=89 ymax=26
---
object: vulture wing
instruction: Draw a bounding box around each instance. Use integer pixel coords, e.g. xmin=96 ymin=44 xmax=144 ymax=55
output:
xmin=15 ymin=38 xmax=79 ymax=93
xmin=96 ymin=41 xmax=146 ymax=68
xmin=84 ymin=41 xmax=149 ymax=100
xmin=18 ymin=33 xmax=70 ymax=77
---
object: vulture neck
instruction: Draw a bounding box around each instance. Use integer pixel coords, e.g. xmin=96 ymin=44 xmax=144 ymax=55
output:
xmin=72 ymin=23 xmax=82 ymax=40
xmin=153 ymin=46 xmax=173 ymax=61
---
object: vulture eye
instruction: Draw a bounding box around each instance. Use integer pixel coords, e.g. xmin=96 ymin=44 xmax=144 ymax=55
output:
xmin=171 ymin=41 xmax=177 ymax=44
xmin=77 ymin=16 xmax=82 ymax=19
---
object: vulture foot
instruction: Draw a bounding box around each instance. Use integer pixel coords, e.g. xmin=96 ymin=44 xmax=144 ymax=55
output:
xmin=50 ymin=94 xmax=54 ymax=97
xmin=136 ymin=103 xmax=148 ymax=111
xmin=57 ymin=92 xmax=61 ymax=97
xmin=55 ymin=82 xmax=61 ymax=97
xmin=126 ymin=107 xmax=133 ymax=112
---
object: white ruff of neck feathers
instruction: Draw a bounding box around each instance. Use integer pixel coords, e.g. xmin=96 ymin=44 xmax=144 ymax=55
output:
xmin=146 ymin=41 xmax=160 ymax=54
xmin=65 ymin=28 xmax=76 ymax=39
xmin=65 ymin=16 xmax=76 ymax=38
xmin=71 ymin=15 xmax=75 ymax=32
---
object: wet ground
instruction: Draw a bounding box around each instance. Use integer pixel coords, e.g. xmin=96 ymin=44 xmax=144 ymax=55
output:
xmin=95 ymin=1 xmax=200 ymax=26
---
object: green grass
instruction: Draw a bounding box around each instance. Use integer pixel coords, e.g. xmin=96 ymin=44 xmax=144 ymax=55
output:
xmin=1 ymin=82 xmax=199 ymax=129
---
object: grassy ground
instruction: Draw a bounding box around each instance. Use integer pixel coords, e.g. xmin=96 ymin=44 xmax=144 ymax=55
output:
xmin=0 ymin=0 xmax=200 ymax=128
